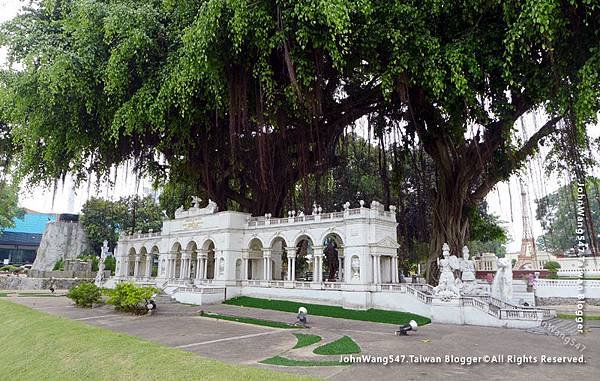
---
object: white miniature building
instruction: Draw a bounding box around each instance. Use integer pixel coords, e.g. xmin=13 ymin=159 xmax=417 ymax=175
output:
xmin=108 ymin=199 xmax=554 ymax=328
xmin=113 ymin=200 xmax=399 ymax=302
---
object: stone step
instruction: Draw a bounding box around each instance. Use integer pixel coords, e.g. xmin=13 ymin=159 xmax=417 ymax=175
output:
xmin=527 ymin=318 xmax=579 ymax=336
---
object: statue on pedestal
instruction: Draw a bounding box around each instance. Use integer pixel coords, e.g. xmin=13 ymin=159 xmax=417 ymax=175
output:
xmin=351 ymin=256 xmax=360 ymax=280
xmin=433 ymin=243 xmax=461 ymax=298
xmin=492 ymin=258 xmax=513 ymax=302
xmin=95 ymin=240 xmax=110 ymax=286
xmin=324 ymin=240 xmax=339 ymax=281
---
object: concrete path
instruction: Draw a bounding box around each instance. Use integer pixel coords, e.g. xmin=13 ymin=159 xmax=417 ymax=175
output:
xmin=6 ymin=294 xmax=600 ymax=381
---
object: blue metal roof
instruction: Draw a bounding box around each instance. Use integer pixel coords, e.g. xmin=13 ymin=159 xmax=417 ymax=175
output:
xmin=4 ymin=213 xmax=56 ymax=234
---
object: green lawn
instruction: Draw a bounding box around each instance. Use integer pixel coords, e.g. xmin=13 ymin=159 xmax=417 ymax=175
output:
xmin=313 ymin=336 xmax=361 ymax=355
xmin=199 ymin=311 xmax=301 ymax=329
xmin=224 ymin=296 xmax=431 ymax=326
xmin=260 ymin=356 xmax=348 ymax=367
xmin=0 ymin=300 xmax=315 ymax=381
xmin=292 ymin=333 xmax=322 ymax=349
xmin=557 ymin=313 xmax=600 ymax=320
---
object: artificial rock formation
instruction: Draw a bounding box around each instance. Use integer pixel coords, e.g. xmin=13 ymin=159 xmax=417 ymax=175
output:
xmin=32 ymin=221 xmax=90 ymax=271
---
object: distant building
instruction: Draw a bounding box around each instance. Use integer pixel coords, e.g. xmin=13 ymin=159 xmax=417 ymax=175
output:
xmin=0 ymin=210 xmax=57 ymax=265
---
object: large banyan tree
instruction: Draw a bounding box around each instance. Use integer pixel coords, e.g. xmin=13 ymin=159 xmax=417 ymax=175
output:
xmin=1 ymin=0 xmax=598 ymax=282
xmin=1 ymin=0 xmax=383 ymax=215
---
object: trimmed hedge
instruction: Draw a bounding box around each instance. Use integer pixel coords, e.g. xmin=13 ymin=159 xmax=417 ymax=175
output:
xmin=104 ymin=282 xmax=158 ymax=315
xmin=224 ymin=296 xmax=431 ymax=326
xmin=67 ymin=283 xmax=102 ymax=307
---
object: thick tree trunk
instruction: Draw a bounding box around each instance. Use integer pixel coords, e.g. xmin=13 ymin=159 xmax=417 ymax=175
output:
xmin=426 ymin=171 xmax=470 ymax=285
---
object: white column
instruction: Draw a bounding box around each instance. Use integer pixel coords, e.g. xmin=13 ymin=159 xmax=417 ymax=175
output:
xmin=196 ymin=257 xmax=202 ymax=280
xmin=243 ymin=258 xmax=249 ymax=280
xmin=145 ymin=257 xmax=152 ymax=278
xmin=203 ymin=256 xmax=208 ymax=279
xmin=393 ymin=256 xmax=399 ymax=283
xmin=291 ymin=257 xmax=296 ymax=281
xmin=338 ymin=256 xmax=343 ymax=281
xmin=134 ymin=255 xmax=141 ymax=278
xmin=123 ymin=257 xmax=130 ymax=277
xmin=186 ymin=254 xmax=193 ymax=279
xmin=376 ymin=255 xmax=381 ymax=284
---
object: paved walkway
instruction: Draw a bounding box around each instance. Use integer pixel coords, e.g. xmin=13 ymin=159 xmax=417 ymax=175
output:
xmin=6 ymin=293 xmax=600 ymax=381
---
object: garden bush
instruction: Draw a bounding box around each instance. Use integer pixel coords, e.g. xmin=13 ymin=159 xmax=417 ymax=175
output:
xmin=67 ymin=283 xmax=102 ymax=308
xmin=0 ymin=265 xmax=18 ymax=272
xmin=105 ymin=282 xmax=158 ymax=315
xmin=104 ymin=256 xmax=116 ymax=274
xmin=544 ymin=261 xmax=561 ymax=279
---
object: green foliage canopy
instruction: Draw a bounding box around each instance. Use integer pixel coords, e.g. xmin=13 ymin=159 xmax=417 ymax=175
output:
xmin=80 ymin=195 xmax=162 ymax=253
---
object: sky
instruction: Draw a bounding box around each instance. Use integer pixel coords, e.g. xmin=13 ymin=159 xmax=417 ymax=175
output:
xmin=1 ymin=0 xmax=598 ymax=253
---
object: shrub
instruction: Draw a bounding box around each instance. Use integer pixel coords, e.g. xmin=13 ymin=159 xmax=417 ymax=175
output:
xmin=544 ymin=261 xmax=561 ymax=279
xmin=105 ymin=282 xmax=158 ymax=315
xmin=67 ymin=283 xmax=102 ymax=308
xmin=104 ymin=256 xmax=116 ymax=274
xmin=53 ymin=258 xmax=64 ymax=271
xmin=0 ymin=265 xmax=18 ymax=272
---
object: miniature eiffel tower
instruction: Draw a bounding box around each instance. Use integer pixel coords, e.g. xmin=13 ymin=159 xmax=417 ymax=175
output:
xmin=514 ymin=180 xmax=539 ymax=270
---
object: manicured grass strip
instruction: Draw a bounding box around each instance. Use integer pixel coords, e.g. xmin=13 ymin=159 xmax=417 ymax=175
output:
xmin=558 ymin=313 xmax=600 ymax=320
xmin=225 ymin=296 xmax=431 ymax=326
xmin=260 ymin=355 xmax=348 ymax=367
xmin=17 ymin=293 xmax=62 ymax=297
xmin=0 ymin=293 xmax=8 ymax=297
xmin=0 ymin=299 xmax=315 ymax=381
xmin=199 ymin=311 xmax=301 ymax=329
xmin=293 ymin=333 xmax=322 ymax=349
xmin=313 ymin=336 xmax=360 ymax=355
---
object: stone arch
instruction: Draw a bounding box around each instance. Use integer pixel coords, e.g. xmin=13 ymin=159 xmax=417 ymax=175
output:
xmin=185 ymin=241 xmax=199 ymax=279
xmin=245 ymin=235 xmax=266 ymax=250
xmin=150 ymin=245 xmax=160 ymax=277
xmin=319 ymin=230 xmax=345 ymax=247
xmin=170 ymin=242 xmax=182 ymax=278
xmin=235 ymin=258 xmax=243 ymax=280
xmin=293 ymin=234 xmax=314 ymax=281
xmin=170 ymin=242 xmax=182 ymax=252
xmin=247 ymin=238 xmax=264 ymax=280
xmin=321 ymin=232 xmax=345 ymax=281
xmin=138 ymin=247 xmax=148 ymax=278
xmin=294 ymin=233 xmax=316 ymax=247
xmin=270 ymin=236 xmax=287 ymax=280
xmin=201 ymin=239 xmax=216 ymax=279
xmin=127 ymin=247 xmax=136 ymax=277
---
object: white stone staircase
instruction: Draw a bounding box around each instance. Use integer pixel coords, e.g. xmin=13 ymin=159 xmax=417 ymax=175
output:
xmin=379 ymin=283 xmax=555 ymax=328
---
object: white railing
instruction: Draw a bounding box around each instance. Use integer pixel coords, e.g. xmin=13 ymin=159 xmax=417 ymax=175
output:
xmin=535 ymin=279 xmax=600 ymax=288
xmin=322 ymin=282 xmax=343 ymax=289
xmin=122 ymin=231 xmax=162 ymax=240
xmin=245 ymin=206 xmax=394 ymax=228
xmin=176 ymin=286 xmax=225 ymax=294
xmin=269 ymin=281 xmax=286 ymax=288
xmin=379 ymin=284 xmax=553 ymax=321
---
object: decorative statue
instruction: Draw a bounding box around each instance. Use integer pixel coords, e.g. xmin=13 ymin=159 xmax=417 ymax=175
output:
xmin=218 ymin=257 xmax=225 ymax=276
xmin=175 ymin=205 xmax=185 ymax=217
xmin=491 ymin=258 xmax=513 ymax=302
xmin=191 ymin=196 xmax=202 ymax=209
xmin=94 ymin=240 xmax=110 ymax=286
xmin=324 ymin=240 xmax=339 ymax=281
xmin=460 ymin=246 xmax=476 ymax=281
xmin=433 ymin=243 xmax=461 ymax=298
xmin=351 ymin=256 xmax=360 ymax=280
